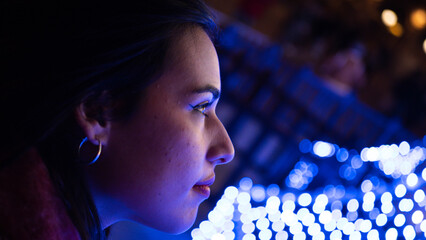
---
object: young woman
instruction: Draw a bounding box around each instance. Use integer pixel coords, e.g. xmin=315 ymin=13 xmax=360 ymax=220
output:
xmin=0 ymin=0 xmax=234 ymax=239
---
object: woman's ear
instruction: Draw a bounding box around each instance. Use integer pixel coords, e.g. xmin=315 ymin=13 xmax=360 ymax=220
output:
xmin=74 ymin=103 xmax=111 ymax=146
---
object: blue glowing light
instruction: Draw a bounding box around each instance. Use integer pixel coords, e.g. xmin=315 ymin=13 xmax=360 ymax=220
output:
xmin=224 ymin=186 xmax=239 ymax=200
xmin=368 ymin=208 xmax=380 ymax=220
xmin=196 ymin=137 xmax=426 ymax=239
xmin=403 ymin=225 xmax=416 ymax=240
xmin=238 ymin=203 xmax=252 ymax=214
xmin=381 ymin=191 xmax=393 ymax=203
xmin=331 ymin=200 xmax=343 ymax=210
xmin=381 ymin=201 xmax=394 ymax=214
xmin=237 ymin=192 xmax=251 ymax=204
xmin=330 ymin=229 xmax=342 ymax=240
xmin=393 ymin=213 xmax=405 ymax=227
xmin=423 ymin=168 xmax=426 ymax=181
xmin=267 ymin=211 xmax=281 ymax=222
xmin=301 ymin=212 xmax=315 ymax=227
xmin=271 ymin=220 xmax=284 ymax=232
xmin=298 ymin=193 xmax=312 ymax=207
xmin=366 ymin=147 xmax=379 ymax=161
xmin=299 ymin=139 xmax=312 ymax=153
xmin=339 ymin=164 xmax=357 ymax=181
xmin=347 ymin=199 xmax=359 ymax=212
xmin=362 ymin=201 xmax=374 ymax=212
xmin=367 ymin=229 xmax=379 ymax=240
xmin=376 ymin=213 xmax=388 ymax=227
xmin=266 ymin=196 xmax=280 ymax=211
xmin=335 ymin=185 xmax=346 ymax=199
xmin=308 ymin=223 xmax=321 ymax=236
xmin=296 ymin=208 xmax=309 ymax=221
xmin=208 ymin=210 xmax=225 ymax=227
xmin=406 ymin=173 xmax=418 ymax=187
xmin=256 ymin=217 xmax=270 ymax=230
xmin=275 ymin=231 xmax=288 ymax=240
xmin=211 ymin=233 xmax=226 ymax=240
xmin=336 ymin=148 xmax=349 ymax=162
xmin=286 ymin=160 xmax=318 ymax=190
xmin=385 ymin=228 xmax=398 ymax=240
xmin=281 ymin=209 xmax=297 ymax=226
xmin=281 ymin=192 xmax=296 ymax=202
xmin=394 ymin=184 xmax=407 ymax=198
xmin=412 ymin=210 xmax=424 ymax=224
xmin=289 ymin=221 xmax=303 ymax=235
xmin=313 ymin=141 xmax=335 ymax=157
xmin=266 ymin=184 xmax=280 ymax=197
xmin=349 ymin=231 xmax=361 ymax=240
xmin=350 ymin=155 xmax=363 ymax=169
xmin=398 ymin=198 xmax=414 ymax=212
xmin=414 ymin=189 xmax=425 ymax=203
xmin=242 ymin=233 xmax=256 ymax=240
xmin=239 ymin=177 xmax=253 ymax=191
xmin=324 ymin=219 xmax=337 ymax=232
xmin=251 ymin=185 xmax=266 ymax=202
xmin=319 ymin=210 xmax=332 ymax=224
xmin=361 ymin=179 xmax=373 ymax=192
xmin=293 ymin=231 xmax=306 ymax=240
xmin=282 ymin=199 xmax=296 ymax=212
xmin=312 ymin=232 xmax=325 ymax=240
xmin=258 ymin=229 xmax=272 ymax=240
xmin=363 ymin=191 xmax=376 ymax=203
xmin=420 ymin=219 xmax=426 ymax=232
xmin=399 ymin=141 xmax=410 ymax=155
xmin=347 ymin=211 xmax=358 ymax=222
xmin=360 ymin=219 xmax=372 ymax=233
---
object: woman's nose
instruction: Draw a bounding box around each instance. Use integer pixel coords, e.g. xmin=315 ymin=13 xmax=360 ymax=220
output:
xmin=206 ymin=118 xmax=235 ymax=166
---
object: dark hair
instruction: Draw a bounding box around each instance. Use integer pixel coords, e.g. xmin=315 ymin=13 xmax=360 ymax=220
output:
xmin=1 ymin=0 xmax=217 ymax=239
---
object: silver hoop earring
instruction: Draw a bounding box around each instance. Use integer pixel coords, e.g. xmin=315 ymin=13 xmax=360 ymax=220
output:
xmin=78 ymin=137 xmax=102 ymax=165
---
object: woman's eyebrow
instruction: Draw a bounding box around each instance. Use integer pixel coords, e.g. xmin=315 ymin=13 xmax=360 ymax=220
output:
xmin=192 ymin=85 xmax=221 ymax=101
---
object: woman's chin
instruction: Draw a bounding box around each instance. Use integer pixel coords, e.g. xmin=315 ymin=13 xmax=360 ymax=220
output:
xmin=161 ymin=214 xmax=198 ymax=234
xmin=131 ymin=207 xmax=199 ymax=234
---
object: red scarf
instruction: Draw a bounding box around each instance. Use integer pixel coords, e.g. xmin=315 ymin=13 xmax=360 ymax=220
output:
xmin=0 ymin=148 xmax=80 ymax=239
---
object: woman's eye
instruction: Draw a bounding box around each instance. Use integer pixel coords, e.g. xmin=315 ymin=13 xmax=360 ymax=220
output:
xmin=191 ymin=102 xmax=210 ymax=117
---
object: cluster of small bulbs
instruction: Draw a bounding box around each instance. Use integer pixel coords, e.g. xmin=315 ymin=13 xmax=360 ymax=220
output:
xmin=308 ymin=140 xmax=425 ymax=181
xmin=192 ymin=139 xmax=426 ymax=240
xmin=360 ymin=142 xmax=425 ymax=179
xmin=285 ymin=159 xmax=318 ymax=190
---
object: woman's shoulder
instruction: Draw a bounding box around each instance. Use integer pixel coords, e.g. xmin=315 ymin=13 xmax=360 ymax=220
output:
xmin=0 ymin=148 xmax=81 ymax=240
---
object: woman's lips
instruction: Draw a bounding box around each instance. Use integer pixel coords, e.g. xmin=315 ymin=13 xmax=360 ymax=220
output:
xmin=193 ymin=176 xmax=215 ymax=198
xmin=192 ymin=184 xmax=211 ymax=198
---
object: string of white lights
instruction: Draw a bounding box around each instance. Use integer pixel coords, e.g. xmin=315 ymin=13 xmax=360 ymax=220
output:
xmin=192 ymin=138 xmax=426 ymax=240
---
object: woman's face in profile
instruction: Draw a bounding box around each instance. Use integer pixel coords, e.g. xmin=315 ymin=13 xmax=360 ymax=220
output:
xmin=86 ymin=27 xmax=235 ymax=233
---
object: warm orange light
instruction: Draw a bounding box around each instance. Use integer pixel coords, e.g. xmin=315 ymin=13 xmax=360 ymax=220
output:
xmin=388 ymin=23 xmax=403 ymax=37
xmin=382 ymin=9 xmax=398 ymax=27
xmin=423 ymin=39 xmax=426 ymax=54
xmin=410 ymin=9 xmax=426 ymax=30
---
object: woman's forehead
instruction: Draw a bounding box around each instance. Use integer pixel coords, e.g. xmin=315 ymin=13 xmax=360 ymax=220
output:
xmin=159 ymin=27 xmax=221 ymax=92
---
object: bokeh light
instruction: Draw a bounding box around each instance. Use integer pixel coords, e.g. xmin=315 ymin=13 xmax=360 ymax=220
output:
xmin=423 ymin=39 xmax=426 ymax=54
xmin=313 ymin=141 xmax=335 ymax=157
xmin=195 ymin=138 xmax=426 ymax=240
xmin=381 ymin=9 xmax=398 ymax=27
xmin=406 ymin=173 xmax=418 ymax=187
xmin=395 ymin=184 xmax=407 ymax=198
xmin=410 ymin=9 xmax=426 ymax=29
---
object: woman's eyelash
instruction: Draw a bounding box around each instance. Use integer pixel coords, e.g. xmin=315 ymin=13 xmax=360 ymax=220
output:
xmin=190 ymin=102 xmax=211 ymax=117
